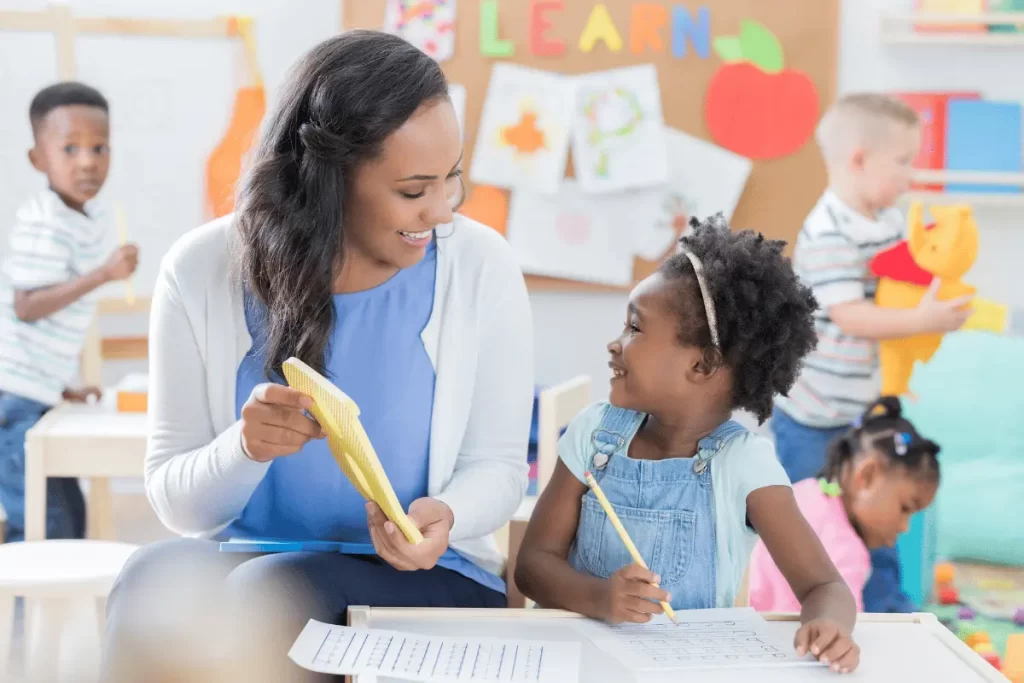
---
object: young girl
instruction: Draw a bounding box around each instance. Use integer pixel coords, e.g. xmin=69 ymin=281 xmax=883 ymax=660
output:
xmin=516 ymin=216 xmax=863 ymax=674
xmin=749 ymin=397 xmax=940 ymax=614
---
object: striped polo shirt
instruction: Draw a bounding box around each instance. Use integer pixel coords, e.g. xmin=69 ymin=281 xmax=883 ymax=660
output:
xmin=775 ymin=191 xmax=905 ymax=428
xmin=0 ymin=190 xmax=114 ymax=406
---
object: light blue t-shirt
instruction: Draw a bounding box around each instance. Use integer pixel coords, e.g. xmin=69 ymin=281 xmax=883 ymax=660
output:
xmin=228 ymin=242 xmax=504 ymax=595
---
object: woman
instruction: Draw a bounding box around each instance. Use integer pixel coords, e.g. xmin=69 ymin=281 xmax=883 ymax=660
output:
xmin=102 ymin=31 xmax=534 ymax=681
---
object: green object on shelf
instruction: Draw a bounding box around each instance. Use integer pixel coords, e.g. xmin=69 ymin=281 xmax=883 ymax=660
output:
xmin=989 ymin=0 xmax=1024 ymax=33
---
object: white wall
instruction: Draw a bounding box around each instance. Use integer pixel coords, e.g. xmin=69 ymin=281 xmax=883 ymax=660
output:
xmin=533 ymin=0 xmax=1024 ymax=413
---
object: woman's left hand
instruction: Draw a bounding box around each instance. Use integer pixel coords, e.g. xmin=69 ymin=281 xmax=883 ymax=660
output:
xmin=367 ymin=497 xmax=454 ymax=571
xmin=794 ymin=618 xmax=860 ymax=673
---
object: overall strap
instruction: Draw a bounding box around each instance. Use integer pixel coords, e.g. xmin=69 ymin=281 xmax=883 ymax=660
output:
xmin=693 ymin=419 xmax=748 ymax=473
xmin=586 ymin=404 xmax=645 ymax=471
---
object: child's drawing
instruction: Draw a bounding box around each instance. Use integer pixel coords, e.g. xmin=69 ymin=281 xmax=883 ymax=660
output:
xmin=470 ymin=64 xmax=574 ymax=195
xmin=383 ymin=0 xmax=457 ymax=62
xmin=634 ymin=129 xmax=753 ymax=259
xmin=506 ymin=181 xmax=637 ymax=286
xmin=571 ymin=65 xmax=669 ymax=193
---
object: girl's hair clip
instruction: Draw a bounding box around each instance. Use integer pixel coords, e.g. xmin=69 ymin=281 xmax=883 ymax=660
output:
xmin=819 ymin=478 xmax=842 ymax=497
xmin=894 ymin=432 xmax=911 ymax=456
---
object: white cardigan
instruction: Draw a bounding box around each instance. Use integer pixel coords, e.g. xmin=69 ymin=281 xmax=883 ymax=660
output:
xmin=145 ymin=214 xmax=534 ymax=576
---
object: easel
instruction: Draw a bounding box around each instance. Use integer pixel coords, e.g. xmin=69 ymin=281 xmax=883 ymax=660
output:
xmin=0 ymin=4 xmax=247 ymax=542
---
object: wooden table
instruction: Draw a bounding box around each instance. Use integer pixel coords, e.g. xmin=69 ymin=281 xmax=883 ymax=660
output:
xmin=24 ymin=404 xmax=147 ymax=541
xmin=346 ymin=608 xmax=1006 ymax=683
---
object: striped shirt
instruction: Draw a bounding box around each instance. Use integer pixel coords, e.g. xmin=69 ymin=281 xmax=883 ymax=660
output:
xmin=0 ymin=190 xmax=114 ymax=406
xmin=775 ymin=191 xmax=905 ymax=428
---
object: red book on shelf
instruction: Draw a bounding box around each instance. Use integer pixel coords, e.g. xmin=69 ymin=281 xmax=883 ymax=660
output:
xmin=892 ymin=91 xmax=981 ymax=191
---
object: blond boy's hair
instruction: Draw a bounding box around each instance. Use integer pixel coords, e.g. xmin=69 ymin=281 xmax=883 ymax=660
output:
xmin=816 ymin=93 xmax=920 ymax=162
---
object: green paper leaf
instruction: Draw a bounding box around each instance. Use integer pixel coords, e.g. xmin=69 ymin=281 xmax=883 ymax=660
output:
xmin=713 ymin=36 xmax=744 ymax=63
xmin=739 ymin=20 xmax=784 ymax=73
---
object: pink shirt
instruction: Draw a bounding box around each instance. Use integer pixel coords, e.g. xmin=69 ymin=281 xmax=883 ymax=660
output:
xmin=748 ymin=478 xmax=870 ymax=613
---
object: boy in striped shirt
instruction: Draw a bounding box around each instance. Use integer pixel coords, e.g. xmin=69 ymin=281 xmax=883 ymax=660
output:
xmin=0 ymin=82 xmax=138 ymax=542
xmin=773 ymin=93 xmax=970 ymax=611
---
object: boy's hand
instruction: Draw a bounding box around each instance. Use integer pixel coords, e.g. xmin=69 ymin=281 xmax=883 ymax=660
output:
xmin=103 ymin=245 xmax=139 ymax=282
xmin=63 ymin=386 xmax=102 ymax=403
xmin=597 ymin=564 xmax=669 ymax=625
xmin=914 ymin=279 xmax=972 ymax=334
xmin=795 ymin=618 xmax=860 ymax=673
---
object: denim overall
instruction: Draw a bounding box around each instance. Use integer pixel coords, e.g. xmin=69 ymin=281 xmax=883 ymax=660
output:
xmin=567 ymin=405 xmax=748 ymax=610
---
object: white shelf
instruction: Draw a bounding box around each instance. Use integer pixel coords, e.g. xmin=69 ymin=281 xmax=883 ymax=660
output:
xmin=903 ymin=171 xmax=1024 ymax=207
xmin=882 ymin=12 xmax=1024 ymax=45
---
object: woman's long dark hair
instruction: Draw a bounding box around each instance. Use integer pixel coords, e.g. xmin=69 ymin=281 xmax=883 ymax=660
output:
xmin=235 ymin=31 xmax=449 ymax=379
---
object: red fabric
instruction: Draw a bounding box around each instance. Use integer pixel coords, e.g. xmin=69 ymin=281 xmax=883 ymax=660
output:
xmin=869 ymin=236 xmax=934 ymax=286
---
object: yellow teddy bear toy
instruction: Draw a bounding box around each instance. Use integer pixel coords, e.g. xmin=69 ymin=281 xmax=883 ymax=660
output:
xmin=870 ymin=201 xmax=1010 ymax=397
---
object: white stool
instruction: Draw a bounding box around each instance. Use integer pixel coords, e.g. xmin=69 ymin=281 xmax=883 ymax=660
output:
xmin=0 ymin=540 xmax=138 ymax=682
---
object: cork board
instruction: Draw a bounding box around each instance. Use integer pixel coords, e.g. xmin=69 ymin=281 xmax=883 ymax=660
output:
xmin=343 ymin=0 xmax=839 ymax=292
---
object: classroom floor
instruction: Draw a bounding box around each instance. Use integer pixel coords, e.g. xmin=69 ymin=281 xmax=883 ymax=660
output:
xmin=924 ymin=561 xmax=1024 ymax=662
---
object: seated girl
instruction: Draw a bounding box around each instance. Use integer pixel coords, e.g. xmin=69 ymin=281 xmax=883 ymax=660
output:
xmin=515 ymin=216 xmax=862 ymax=674
xmin=749 ymin=397 xmax=940 ymax=614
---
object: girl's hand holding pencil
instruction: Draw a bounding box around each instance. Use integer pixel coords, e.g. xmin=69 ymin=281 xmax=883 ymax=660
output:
xmin=599 ymin=563 xmax=672 ymax=625
xmin=102 ymin=244 xmax=139 ymax=283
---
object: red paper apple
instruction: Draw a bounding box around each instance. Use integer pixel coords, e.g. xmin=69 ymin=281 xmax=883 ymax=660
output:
xmin=705 ymin=20 xmax=819 ymax=160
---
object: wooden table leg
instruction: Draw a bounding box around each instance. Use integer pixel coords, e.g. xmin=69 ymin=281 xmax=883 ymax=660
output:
xmin=86 ymin=478 xmax=115 ymax=541
xmin=24 ymin=434 xmax=46 ymax=542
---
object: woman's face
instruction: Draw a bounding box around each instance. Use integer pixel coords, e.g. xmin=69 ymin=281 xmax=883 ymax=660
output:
xmin=346 ymin=97 xmax=463 ymax=271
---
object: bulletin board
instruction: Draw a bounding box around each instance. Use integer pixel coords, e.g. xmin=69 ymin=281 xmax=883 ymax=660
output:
xmin=344 ymin=1 xmax=839 ymax=292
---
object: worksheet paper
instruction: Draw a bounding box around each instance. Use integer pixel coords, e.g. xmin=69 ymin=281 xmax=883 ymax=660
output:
xmin=289 ymin=620 xmax=580 ymax=682
xmin=576 ymin=608 xmax=823 ymax=672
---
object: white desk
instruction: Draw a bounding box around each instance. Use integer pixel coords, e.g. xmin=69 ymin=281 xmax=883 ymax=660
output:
xmin=24 ymin=404 xmax=147 ymax=541
xmin=347 ymin=608 xmax=1005 ymax=683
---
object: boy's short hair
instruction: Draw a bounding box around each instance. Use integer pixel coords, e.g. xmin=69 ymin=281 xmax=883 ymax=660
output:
xmin=815 ymin=93 xmax=919 ymax=162
xmin=29 ymin=81 xmax=109 ymax=136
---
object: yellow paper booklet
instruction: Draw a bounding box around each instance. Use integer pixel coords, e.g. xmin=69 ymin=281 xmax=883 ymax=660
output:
xmin=281 ymin=357 xmax=423 ymax=545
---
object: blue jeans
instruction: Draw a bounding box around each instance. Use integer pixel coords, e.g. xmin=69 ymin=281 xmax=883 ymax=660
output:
xmin=102 ymin=538 xmax=507 ymax=682
xmin=771 ymin=408 xmax=915 ymax=613
xmin=0 ymin=392 xmax=85 ymax=542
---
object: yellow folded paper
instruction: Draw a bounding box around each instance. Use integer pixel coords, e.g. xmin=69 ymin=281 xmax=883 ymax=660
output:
xmin=281 ymin=357 xmax=423 ymax=545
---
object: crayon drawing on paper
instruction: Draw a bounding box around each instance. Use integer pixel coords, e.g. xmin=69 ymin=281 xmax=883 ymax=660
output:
xmin=470 ymin=64 xmax=574 ymax=195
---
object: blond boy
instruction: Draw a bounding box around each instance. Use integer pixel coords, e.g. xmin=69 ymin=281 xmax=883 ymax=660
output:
xmin=772 ymin=93 xmax=969 ymax=612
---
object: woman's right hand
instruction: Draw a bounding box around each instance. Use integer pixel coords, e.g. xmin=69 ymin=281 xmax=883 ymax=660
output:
xmin=240 ymin=383 xmax=326 ymax=462
xmin=597 ymin=564 xmax=670 ymax=625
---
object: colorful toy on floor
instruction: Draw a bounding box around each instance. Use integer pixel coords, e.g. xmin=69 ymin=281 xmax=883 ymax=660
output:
xmin=939 ymin=585 xmax=960 ymax=605
xmin=959 ymin=606 xmax=976 ymax=621
xmin=1005 ymin=634 xmax=1024 ymax=682
xmin=870 ymin=202 xmax=1015 ymax=396
xmin=1015 ymin=608 xmax=1024 ymax=627
xmin=965 ymin=630 xmax=991 ymax=649
xmin=935 ymin=562 xmax=956 ymax=586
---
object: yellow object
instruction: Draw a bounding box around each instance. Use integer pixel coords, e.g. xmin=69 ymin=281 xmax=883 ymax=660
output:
xmin=962 ymin=296 xmax=1008 ymax=334
xmin=578 ymin=3 xmax=623 ymax=53
xmin=282 ymin=357 xmax=423 ymax=545
xmin=875 ymin=202 xmax=978 ymax=396
xmin=1004 ymin=634 xmax=1024 ymax=683
xmin=114 ymin=204 xmax=134 ymax=305
xmin=965 ymin=631 xmax=990 ymax=648
xmin=583 ymin=470 xmax=678 ymax=625
xmin=973 ymin=642 xmax=995 ymax=654
xmin=934 ymin=561 xmax=955 ymax=586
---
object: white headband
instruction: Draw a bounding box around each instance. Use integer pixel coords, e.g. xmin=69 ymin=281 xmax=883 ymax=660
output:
xmin=680 ymin=250 xmax=720 ymax=348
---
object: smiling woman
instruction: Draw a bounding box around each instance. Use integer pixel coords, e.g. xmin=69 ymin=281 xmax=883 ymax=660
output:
xmin=100 ymin=31 xmax=534 ymax=682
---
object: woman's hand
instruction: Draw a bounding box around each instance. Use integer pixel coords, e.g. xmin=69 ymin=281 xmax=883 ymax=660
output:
xmin=239 ymin=383 xmax=325 ymax=462
xmin=366 ymin=497 xmax=453 ymax=571
xmin=795 ymin=618 xmax=860 ymax=673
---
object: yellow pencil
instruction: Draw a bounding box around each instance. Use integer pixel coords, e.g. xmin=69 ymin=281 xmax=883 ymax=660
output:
xmin=584 ymin=470 xmax=678 ymax=625
xmin=115 ymin=204 xmax=135 ymax=305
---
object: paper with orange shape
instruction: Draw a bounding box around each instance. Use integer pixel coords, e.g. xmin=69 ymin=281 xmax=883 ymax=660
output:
xmin=459 ymin=185 xmax=509 ymax=235
xmin=571 ymin=64 xmax=669 ymax=193
xmin=384 ymin=0 xmax=457 ymax=62
xmin=281 ymin=357 xmax=424 ymax=545
xmin=470 ymin=64 xmax=574 ymax=195
xmin=506 ymin=180 xmax=637 ymax=286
